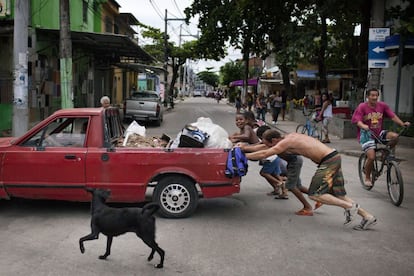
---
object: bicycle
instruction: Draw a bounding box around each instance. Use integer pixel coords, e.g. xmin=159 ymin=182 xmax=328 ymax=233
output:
xmin=357 ymin=127 xmax=408 ymax=206
xmin=295 ymin=108 xmax=323 ymax=141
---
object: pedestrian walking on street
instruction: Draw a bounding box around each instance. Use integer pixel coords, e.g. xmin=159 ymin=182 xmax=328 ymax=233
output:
xmin=255 ymin=92 xmax=267 ymax=121
xmin=235 ymin=93 xmax=242 ymax=114
xmin=245 ymin=130 xmax=377 ymax=230
xmin=246 ymin=92 xmax=254 ymax=112
xmin=271 ymin=91 xmax=283 ymax=125
xmin=317 ymin=92 xmax=333 ymax=143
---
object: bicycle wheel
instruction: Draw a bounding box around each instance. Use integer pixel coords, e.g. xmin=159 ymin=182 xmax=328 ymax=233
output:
xmin=386 ymin=160 xmax=404 ymax=206
xmin=296 ymin=124 xmax=307 ymax=134
xmin=312 ymin=123 xmax=323 ymax=141
xmin=358 ymin=152 xmax=374 ymax=190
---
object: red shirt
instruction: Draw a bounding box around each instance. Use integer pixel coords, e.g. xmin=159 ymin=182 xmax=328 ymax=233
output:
xmin=352 ymin=101 xmax=395 ymax=139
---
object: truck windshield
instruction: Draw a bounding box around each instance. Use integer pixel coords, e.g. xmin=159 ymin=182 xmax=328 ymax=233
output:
xmin=131 ymin=92 xmax=159 ymax=99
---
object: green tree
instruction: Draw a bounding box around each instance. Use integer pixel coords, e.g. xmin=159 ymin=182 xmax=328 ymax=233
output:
xmin=219 ymin=61 xmax=244 ymax=87
xmin=186 ymin=0 xmax=370 ymax=95
xmin=197 ymin=70 xmax=220 ymax=88
xmin=387 ymin=1 xmax=414 ymax=66
xmin=185 ymin=0 xmax=262 ymax=93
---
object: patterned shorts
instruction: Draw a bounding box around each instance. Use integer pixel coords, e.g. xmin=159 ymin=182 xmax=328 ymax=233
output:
xmin=308 ymin=151 xmax=346 ymax=196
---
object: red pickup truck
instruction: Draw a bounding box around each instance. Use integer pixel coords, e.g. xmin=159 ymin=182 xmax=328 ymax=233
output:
xmin=0 ymin=108 xmax=240 ymax=218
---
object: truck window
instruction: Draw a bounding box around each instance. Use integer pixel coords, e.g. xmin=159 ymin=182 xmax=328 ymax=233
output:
xmin=104 ymin=107 xmax=124 ymax=145
xmin=21 ymin=117 xmax=90 ymax=147
xmin=131 ymin=92 xmax=159 ymax=100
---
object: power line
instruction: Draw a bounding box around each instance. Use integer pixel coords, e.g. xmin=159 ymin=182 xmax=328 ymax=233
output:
xmin=148 ymin=0 xmax=164 ymax=21
xmin=172 ymin=0 xmax=185 ymax=18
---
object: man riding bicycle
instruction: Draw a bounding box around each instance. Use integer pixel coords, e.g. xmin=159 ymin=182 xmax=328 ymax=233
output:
xmin=351 ymin=88 xmax=410 ymax=187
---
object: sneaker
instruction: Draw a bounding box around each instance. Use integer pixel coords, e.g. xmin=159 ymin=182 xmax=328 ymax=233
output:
xmin=272 ymin=121 xmax=276 ymax=124
xmin=344 ymin=203 xmax=359 ymax=225
xmin=353 ymin=216 xmax=377 ymax=231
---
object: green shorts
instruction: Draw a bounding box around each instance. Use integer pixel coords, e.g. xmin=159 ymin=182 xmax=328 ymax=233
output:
xmin=308 ymin=151 xmax=346 ymax=196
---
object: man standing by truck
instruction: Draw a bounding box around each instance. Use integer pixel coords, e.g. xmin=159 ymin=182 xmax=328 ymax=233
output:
xmin=100 ymin=96 xmax=111 ymax=109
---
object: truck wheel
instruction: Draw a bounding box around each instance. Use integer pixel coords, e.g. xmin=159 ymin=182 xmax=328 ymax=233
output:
xmin=154 ymin=118 xmax=162 ymax=126
xmin=153 ymin=176 xmax=198 ymax=218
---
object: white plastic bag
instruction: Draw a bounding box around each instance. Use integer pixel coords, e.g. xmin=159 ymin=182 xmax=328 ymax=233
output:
xmin=123 ymin=120 xmax=146 ymax=146
xmin=192 ymin=117 xmax=232 ymax=148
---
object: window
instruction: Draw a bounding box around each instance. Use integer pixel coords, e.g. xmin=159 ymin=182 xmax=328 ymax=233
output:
xmin=105 ymin=17 xmax=112 ymax=33
xmin=82 ymin=1 xmax=88 ymax=24
xmin=22 ymin=117 xmax=90 ymax=147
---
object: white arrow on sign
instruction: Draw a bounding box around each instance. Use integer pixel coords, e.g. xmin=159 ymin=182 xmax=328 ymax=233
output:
xmin=373 ymin=46 xmax=385 ymax=53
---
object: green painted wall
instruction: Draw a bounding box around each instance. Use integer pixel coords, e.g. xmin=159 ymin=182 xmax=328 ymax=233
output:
xmin=0 ymin=104 xmax=12 ymax=133
xmin=31 ymin=0 xmax=101 ymax=32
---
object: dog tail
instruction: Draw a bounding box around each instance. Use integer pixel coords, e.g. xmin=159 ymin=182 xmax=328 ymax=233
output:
xmin=141 ymin=202 xmax=160 ymax=216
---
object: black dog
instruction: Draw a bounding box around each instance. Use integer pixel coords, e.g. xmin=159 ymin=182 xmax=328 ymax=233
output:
xmin=79 ymin=188 xmax=165 ymax=268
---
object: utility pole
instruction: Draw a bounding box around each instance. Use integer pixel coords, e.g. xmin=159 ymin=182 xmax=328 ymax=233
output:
xmin=179 ymin=29 xmax=199 ymax=98
xmin=163 ymin=9 xmax=186 ymax=108
xmin=183 ymin=59 xmax=187 ymax=96
xmin=12 ymin=0 xmax=29 ymax=136
xmin=60 ymin=0 xmax=73 ymax=108
xmin=163 ymin=9 xmax=168 ymax=107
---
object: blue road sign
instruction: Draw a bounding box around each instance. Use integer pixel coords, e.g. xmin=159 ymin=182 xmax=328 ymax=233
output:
xmin=368 ymin=28 xmax=390 ymax=68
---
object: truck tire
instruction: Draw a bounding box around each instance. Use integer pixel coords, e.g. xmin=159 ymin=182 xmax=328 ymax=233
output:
xmin=154 ymin=118 xmax=162 ymax=126
xmin=153 ymin=176 xmax=198 ymax=218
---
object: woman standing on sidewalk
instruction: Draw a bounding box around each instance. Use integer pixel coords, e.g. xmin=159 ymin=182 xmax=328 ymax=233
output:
xmin=271 ymin=91 xmax=283 ymax=125
xmin=317 ymin=92 xmax=333 ymax=143
xmin=255 ymin=92 xmax=267 ymax=121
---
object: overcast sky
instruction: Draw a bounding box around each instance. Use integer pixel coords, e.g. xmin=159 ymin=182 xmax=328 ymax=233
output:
xmin=117 ymin=0 xmax=241 ymax=72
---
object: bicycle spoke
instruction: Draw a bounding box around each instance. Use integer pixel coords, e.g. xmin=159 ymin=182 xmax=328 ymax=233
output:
xmin=358 ymin=152 xmax=374 ymax=190
xmin=387 ymin=161 xmax=404 ymax=206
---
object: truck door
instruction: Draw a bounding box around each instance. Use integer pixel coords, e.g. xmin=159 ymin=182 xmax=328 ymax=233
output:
xmin=2 ymin=117 xmax=88 ymax=200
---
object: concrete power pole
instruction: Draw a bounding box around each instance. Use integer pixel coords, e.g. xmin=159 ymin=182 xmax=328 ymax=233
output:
xmin=60 ymin=0 xmax=73 ymax=108
xmin=163 ymin=9 xmax=186 ymax=107
xmin=163 ymin=9 xmax=168 ymax=107
xmin=12 ymin=0 xmax=29 ymax=136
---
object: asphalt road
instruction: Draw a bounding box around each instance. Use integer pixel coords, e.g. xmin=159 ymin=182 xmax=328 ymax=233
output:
xmin=1 ymin=97 xmax=413 ymax=276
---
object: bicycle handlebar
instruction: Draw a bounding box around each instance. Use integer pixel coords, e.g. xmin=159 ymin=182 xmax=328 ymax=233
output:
xmin=302 ymin=108 xmax=318 ymax=117
xmin=361 ymin=125 xmax=409 ymax=146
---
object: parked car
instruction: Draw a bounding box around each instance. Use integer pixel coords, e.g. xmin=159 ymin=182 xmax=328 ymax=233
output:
xmin=193 ymin=90 xmax=203 ymax=97
xmin=124 ymin=90 xmax=163 ymax=126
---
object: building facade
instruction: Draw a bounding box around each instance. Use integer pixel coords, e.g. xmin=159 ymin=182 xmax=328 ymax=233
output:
xmin=0 ymin=0 xmax=157 ymax=134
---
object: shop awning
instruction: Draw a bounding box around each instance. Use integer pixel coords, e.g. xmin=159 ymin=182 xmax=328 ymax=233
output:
xmin=259 ymin=78 xmax=295 ymax=85
xmin=116 ymin=63 xmax=166 ymax=74
xmin=264 ymin=66 xmax=280 ymax=73
xmin=36 ymin=28 xmax=156 ymax=63
xmin=296 ymin=70 xmax=341 ymax=80
xmin=296 ymin=70 xmax=318 ymax=79
xmin=229 ymin=78 xmax=258 ymax=87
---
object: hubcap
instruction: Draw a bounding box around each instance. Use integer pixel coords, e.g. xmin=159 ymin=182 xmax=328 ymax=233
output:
xmin=160 ymin=184 xmax=190 ymax=214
